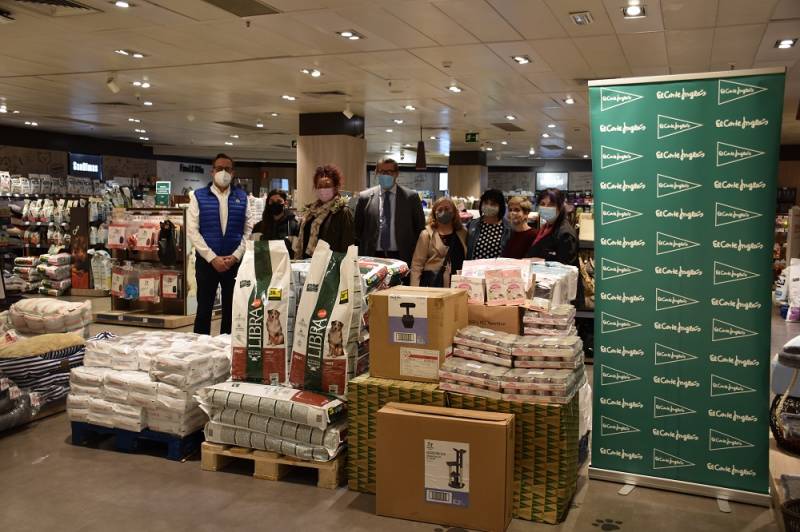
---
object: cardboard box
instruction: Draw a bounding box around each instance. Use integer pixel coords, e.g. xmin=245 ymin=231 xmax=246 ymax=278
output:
xmin=369 ymin=286 xmax=468 ymax=383
xmin=377 ymin=403 xmax=514 ymax=532
xmin=467 ymin=303 xmax=523 ymax=335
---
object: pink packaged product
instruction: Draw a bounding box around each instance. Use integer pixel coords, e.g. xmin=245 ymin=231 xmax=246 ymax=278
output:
xmin=513 ymin=351 xmax=584 ymax=370
xmin=500 ymin=367 xmax=584 ymax=404
xmin=522 ymin=305 xmax=576 ymax=326
xmin=452 ymin=346 xmax=513 ymax=367
xmin=485 ymin=269 xmax=506 ymax=306
xmin=139 ymin=269 xmax=162 ymax=303
xmin=522 ymin=324 xmax=578 ymax=337
xmin=512 ymin=335 xmax=582 ymax=357
xmin=503 ymin=268 xmax=526 ymax=305
xmin=135 ymin=222 xmax=159 ymax=252
xmin=438 ymin=356 xmax=509 ymax=391
xmin=107 ymin=223 xmax=127 ymax=250
xmin=450 ymin=274 xmax=485 ymax=304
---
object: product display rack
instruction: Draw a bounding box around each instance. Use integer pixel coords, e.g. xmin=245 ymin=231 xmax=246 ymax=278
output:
xmin=94 ymin=207 xmax=198 ymax=329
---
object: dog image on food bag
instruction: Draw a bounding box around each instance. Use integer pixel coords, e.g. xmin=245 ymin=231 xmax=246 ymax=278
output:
xmin=231 ymin=240 xmax=290 ymax=386
xmin=289 ymin=242 xmax=359 ymax=397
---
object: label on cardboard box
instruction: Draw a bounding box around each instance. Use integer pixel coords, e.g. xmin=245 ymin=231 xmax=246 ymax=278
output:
xmin=388 ymin=295 xmax=428 ymax=344
xmin=400 ymin=347 xmax=440 ymax=379
xmin=424 ymin=439 xmax=470 ymax=507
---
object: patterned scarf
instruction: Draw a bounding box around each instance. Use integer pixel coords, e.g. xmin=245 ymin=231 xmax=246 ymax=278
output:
xmin=294 ymin=195 xmax=348 ymax=258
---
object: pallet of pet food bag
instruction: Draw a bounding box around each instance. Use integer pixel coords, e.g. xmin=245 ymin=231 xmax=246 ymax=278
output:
xmin=231 ymin=240 xmax=291 ymax=385
xmin=289 ymin=242 xmax=363 ymax=399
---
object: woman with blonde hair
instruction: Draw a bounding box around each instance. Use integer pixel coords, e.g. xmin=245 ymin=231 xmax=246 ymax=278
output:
xmin=410 ymin=197 xmax=467 ymax=287
xmin=501 ymin=195 xmax=536 ymax=259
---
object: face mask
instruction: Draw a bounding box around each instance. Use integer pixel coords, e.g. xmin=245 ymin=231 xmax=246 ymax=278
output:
xmin=378 ymin=174 xmax=395 ymax=190
xmin=316 ymin=187 xmax=335 ymax=202
xmin=539 ymin=206 xmax=557 ymax=223
xmin=436 ymin=210 xmax=453 ymax=225
xmin=213 ymin=170 xmax=232 ymax=188
xmin=481 ymin=205 xmax=499 ymax=218
xmin=268 ymin=202 xmax=284 ymax=216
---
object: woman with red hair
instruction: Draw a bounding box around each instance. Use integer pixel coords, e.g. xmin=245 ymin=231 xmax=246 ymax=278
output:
xmin=293 ymin=164 xmax=355 ymax=259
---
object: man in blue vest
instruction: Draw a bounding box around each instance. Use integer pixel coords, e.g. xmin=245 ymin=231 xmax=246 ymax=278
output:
xmin=187 ymin=153 xmax=253 ymax=335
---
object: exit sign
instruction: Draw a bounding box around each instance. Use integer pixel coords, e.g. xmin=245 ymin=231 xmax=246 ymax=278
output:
xmin=465 ymin=132 xmax=479 ymax=143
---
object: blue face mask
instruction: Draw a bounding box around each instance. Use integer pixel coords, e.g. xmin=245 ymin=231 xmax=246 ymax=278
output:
xmin=538 ymin=206 xmax=558 ymax=223
xmin=378 ymin=173 xmax=395 ymax=190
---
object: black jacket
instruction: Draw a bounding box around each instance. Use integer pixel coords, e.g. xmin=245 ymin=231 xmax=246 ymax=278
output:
xmin=254 ymin=211 xmax=299 ymax=255
xmin=526 ymin=215 xmax=579 ymax=266
xmin=354 ymin=184 xmax=425 ymax=266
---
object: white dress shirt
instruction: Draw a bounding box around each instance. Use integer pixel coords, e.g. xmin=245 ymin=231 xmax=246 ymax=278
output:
xmin=376 ymin=183 xmax=398 ymax=252
xmin=187 ymin=184 xmax=254 ymax=263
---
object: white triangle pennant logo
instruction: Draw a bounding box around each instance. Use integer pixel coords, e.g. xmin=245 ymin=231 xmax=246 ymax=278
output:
xmin=656 ymin=173 xmax=701 ymax=198
xmin=600 ymin=364 xmax=641 ymax=386
xmin=655 ymin=288 xmax=699 ymax=311
xmin=717 ymin=141 xmax=764 ymax=167
xmin=713 ymin=261 xmax=759 ymax=285
xmin=656 ymin=232 xmax=700 ymax=255
xmin=600 ymin=415 xmax=640 ymax=436
xmin=654 ymin=343 xmax=698 ymax=366
xmin=657 ymin=114 xmax=703 ymax=139
xmin=718 ymin=79 xmax=768 ymax=105
xmin=712 ymin=319 xmax=758 ymax=342
xmin=653 ymin=396 xmax=696 ymax=418
xmin=653 ymin=449 xmax=695 ymax=470
xmin=601 ymin=202 xmax=643 ymax=225
xmin=600 ymin=87 xmax=644 ymax=111
xmin=600 ymin=258 xmax=642 ymax=281
xmin=601 ymin=145 xmax=643 ymax=169
xmin=710 ymin=374 xmax=756 ymax=397
xmin=709 ymin=429 xmax=755 ymax=451
xmin=715 ymin=202 xmax=762 ymax=227
xmin=601 ymin=312 xmax=642 ymax=334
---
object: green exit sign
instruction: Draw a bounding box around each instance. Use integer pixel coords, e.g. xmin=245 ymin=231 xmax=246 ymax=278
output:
xmin=465 ymin=132 xmax=479 ymax=143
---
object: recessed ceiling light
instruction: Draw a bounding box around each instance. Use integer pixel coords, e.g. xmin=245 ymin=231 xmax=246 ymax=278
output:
xmin=114 ymin=49 xmax=129 ymax=56
xmin=132 ymin=81 xmax=141 ymax=87
xmin=0 ymin=105 xmax=6 ymax=114
xmin=776 ymin=38 xmax=798 ymax=49
xmin=143 ymin=101 xmax=153 ymax=106
xmin=564 ymin=96 xmax=575 ymax=105
xmin=256 ymin=120 xmax=264 ymax=128
xmin=134 ymin=128 xmax=146 ymax=133
xmin=114 ymin=1 xmax=131 ymax=7
xmin=486 ymin=146 xmax=493 ymax=151
xmin=566 ymin=145 xmax=573 ymax=150
xmin=225 ymin=141 xmax=234 ymax=146
xmin=570 ymin=11 xmax=593 ymax=25
xmin=385 ymin=128 xmax=393 ymax=133
xmin=301 ymin=68 xmax=322 ymax=77
xmin=447 ymin=85 xmax=462 ymax=93
xmin=271 ymin=112 xmax=279 ymax=117
xmin=505 ymin=114 xmax=516 ymax=121
xmin=393 ymin=119 xmax=404 ymax=124
xmin=512 ymin=55 xmax=531 ymax=65
xmin=583 ymin=154 xmax=589 ymax=158
xmin=132 ymin=53 xmax=145 ymax=59
xmin=139 ymin=136 xmax=149 ymax=141
xmin=141 ymin=81 xmax=150 ymax=88
xmin=230 ymin=134 xmax=239 ymax=139
xmin=404 ymin=104 xmax=416 ymax=111
xmin=529 ymin=147 xmax=535 ymax=155
xmin=622 ymin=5 xmax=646 ymax=18
xmin=547 ymin=123 xmax=556 ymax=128
xmin=337 ymin=30 xmax=364 ymax=40
xmin=282 ymin=94 xmax=296 ymax=101
xmin=542 ymin=133 xmax=550 ymax=138
xmin=385 ymin=149 xmax=391 ymax=153
xmin=12 ymin=110 xmax=19 ymax=114
xmin=128 ymin=117 xmax=140 ymax=123
xmin=430 ymin=135 xmax=438 ymax=140
xmin=501 ymin=140 xmax=508 ymax=145
xmin=404 ymin=143 xmax=412 ymax=147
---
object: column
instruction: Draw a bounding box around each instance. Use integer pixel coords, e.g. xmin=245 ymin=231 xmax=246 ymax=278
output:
xmin=296 ymin=112 xmax=366 ymax=206
xmin=448 ymin=150 xmax=488 ymax=198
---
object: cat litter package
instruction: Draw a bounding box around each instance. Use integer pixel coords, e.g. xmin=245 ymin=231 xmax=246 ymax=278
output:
xmin=204 ymin=422 xmax=336 ymax=462
xmin=150 ymin=351 xmax=214 ymax=389
xmin=46 ymin=253 xmax=71 ymax=266
xmin=500 ymin=367 xmax=585 ymax=404
xmin=196 ymin=381 xmax=345 ymax=431
xmin=438 ymin=357 xmax=509 ymax=392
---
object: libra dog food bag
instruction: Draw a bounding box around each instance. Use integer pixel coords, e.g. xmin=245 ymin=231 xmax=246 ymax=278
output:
xmin=232 ymin=240 xmax=291 ymax=385
xmin=289 ymin=242 xmax=360 ymax=398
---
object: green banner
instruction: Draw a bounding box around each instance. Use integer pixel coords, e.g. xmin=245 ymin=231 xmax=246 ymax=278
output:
xmin=589 ymin=69 xmax=785 ymax=496
xmin=155 ymin=180 xmax=171 ymax=206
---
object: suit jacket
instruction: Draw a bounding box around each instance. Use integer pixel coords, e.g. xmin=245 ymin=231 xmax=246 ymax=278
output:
xmin=355 ymin=184 xmax=425 ymax=266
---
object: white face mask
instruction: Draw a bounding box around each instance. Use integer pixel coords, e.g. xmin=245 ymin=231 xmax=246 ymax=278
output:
xmin=213 ymin=170 xmax=232 ymax=188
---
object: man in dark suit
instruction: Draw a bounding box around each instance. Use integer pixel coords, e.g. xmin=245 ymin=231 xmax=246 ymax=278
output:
xmin=354 ymin=157 xmax=425 ymax=268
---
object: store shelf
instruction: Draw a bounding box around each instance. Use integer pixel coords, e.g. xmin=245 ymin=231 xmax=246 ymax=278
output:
xmin=10 ymin=221 xmax=69 ymax=227
xmin=0 ymin=193 xmax=93 ymax=199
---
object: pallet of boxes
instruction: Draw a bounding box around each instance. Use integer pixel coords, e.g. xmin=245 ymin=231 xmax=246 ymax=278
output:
xmin=350 ymin=259 xmax=584 ymax=531
xmin=198 ymin=240 xmax=382 ymax=487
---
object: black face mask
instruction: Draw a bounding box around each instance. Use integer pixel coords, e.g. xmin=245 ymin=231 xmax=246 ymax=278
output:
xmin=268 ymin=202 xmax=284 ymax=216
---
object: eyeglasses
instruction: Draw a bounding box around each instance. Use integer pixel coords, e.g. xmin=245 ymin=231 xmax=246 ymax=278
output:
xmin=213 ymin=166 xmax=233 ymax=172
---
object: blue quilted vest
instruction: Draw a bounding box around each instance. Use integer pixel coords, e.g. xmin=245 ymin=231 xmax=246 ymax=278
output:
xmin=195 ymin=184 xmax=248 ymax=257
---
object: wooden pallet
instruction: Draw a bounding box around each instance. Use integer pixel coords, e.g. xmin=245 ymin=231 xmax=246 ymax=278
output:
xmin=93 ymin=308 xmax=221 ymax=329
xmin=71 ymin=421 xmax=204 ymax=461
xmin=200 ymin=442 xmax=345 ymax=489
xmin=70 ymin=288 xmax=110 ymax=297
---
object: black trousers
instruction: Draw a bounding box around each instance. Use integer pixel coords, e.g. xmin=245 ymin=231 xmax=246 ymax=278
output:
xmin=194 ymin=255 xmax=239 ymax=335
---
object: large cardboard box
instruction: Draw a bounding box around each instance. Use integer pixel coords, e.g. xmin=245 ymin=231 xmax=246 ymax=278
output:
xmin=467 ymin=303 xmax=523 ymax=334
xmin=369 ymin=286 xmax=468 ymax=383
xmin=377 ymin=403 xmax=514 ymax=532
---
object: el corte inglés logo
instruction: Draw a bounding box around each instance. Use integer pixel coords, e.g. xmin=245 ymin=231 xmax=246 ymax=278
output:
xmin=655 ymin=288 xmax=698 ymax=310
xmin=653 ymin=396 xmax=695 ymax=418
xmin=653 ymin=449 xmax=694 ymax=470
xmin=657 ymin=114 xmax=702 ymax=139
xmin=601 ymin=202 xmax=642 ymax=225
xmin=600 ymin=146 xmax=643 ymax=168
xmin=600 ymin=415 xmax=639 ymax=436
xmin=716 ymin=141 xmax=764 ymax=166
xmin=715 ymin=202 xmax=761 ymax=226
xmin=709 ymin=429 xmax=754 ymax=451
xmin=710 ymin=374 xmax=755 ymax=396
xmin=599 ymin=122 xmax=646 ymax=134
xmin=654 ymin=343 xmax=698 ymax=365
xmin=600 ymin=258 xmax=641 ymax=280
xmin=718 ymin=79 xmax=767 ymax=105
xmin=656 ymin=232 xmax=699 ymax=255
xmin=600 ymin=363 xmax=640 ymax=385
xmin=713 ymin=261 xmax=759 ymax=285
xmin=599 ymin=87 xmax=643 ymax=111
xmin=712 ymin=318 xmax=757 ymax=342
xmin=657 ymin=88 xmax=707 ymax=100
xmin=715 ymin=116 xmax=769 ymax=129
xmin=657 ymin=174 xmax=701 ymax=198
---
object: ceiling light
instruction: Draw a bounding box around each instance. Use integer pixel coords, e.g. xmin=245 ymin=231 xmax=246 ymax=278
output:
xmin=132 ymin=81 xmax=141 ymax=87
xmin=271 ymin=112 xmax=279 ymax=117
xmin=566 ymin=145 xmax=573 ymax=150
xmin=564 ymin=97 xmax=575 ymax=105
xmin=115 ymin=49 xmax=146 ymax=58
xmin=393 ymin=119 xmax=404 ymax=124
xmin=114 ymin=49 xmax=129 ymax=56
xmin=486 ymin=146 xmax=493 ymax=151
xmin=776 ymin=38 xmax=798 ymax=49
xmin=337 ymin=30 xmax=364 ymax=40
xmin=128 ymin=117 xmax=140 ymax=123
xmin=430 ymin=135 xmax=437 ymax=140
xmin=132 ymin=53 xmax=145 ymax=59
xmin=301 ymin=68 xmax=322 ymax=77
xmin=230 ymin=134 xmax=239 ymax=139
xmin=256 ymin=120 xmax=264 ymax=128
xmin=512 ymin=55 xmax=531 ymax=65
xmin=622 ymin=5 xmax=646 ymax=18
xmin=385 ymin=128 xmax=393 ymax=133
xmin=0 ymin=105 xmax=6 ymax=113
xmin=529 ymin=147 xmax=535 ymax=155
xmin=139 ymin=136 xmax=149 ymax=141
xmin=542 ymin=133 xmax=550 ymax=138
xmin=385 ymin=149 xmax=391 ymax=154
xmin=570 ymin=11 xmax=594 ymax=25
xmin=12 ymin=110 xmax=19 ymax=114
xmin=143 ymin=101 xmax=153 ymax=106
xmin=404 ymin=143 xmax=413 ymax=147
xmin=225 ymin=141 xmax=234 ymax=146
xmin=134 ymin=128 xmax=146 ymax=133
xmin=24 ymin=121 xmax=30 ymax=125
xmin=404 ymin=104 xmax=416 ymax=111
xmin=114 ymin=1 xmax=131 ymax=7
xmin=501 ymin=140 xmax=508 ymax=145
xmin=29 ymin=122 xmax=37 ymax=126
xmin=447 ymin=85 xmax=462 ymax=93
xmin=547 ymin=123 xmax=556 ymax=128
xmin=282 ymin=94 xmax=296 ymax=101
xmin=583 ymin=154 xmax=589 ymax=158
xmin=505 ymin=114 xmax=516 ymax=120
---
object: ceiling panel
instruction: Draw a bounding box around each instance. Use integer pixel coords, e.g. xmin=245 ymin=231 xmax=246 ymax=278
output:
xmin=332 ymin=6 xmax=439 ymax=48
xmin=409 ymin=44 xmax=518 ymax=78
xmin=543 ymin=0 xmax=616 ymax=37
xmin=432 ymin=0 xmax=523 ymax=42
xmin=602 ymin=0 xmax=665 ymax=33
xmin=754 ymin=20 xmax=800 ymax=65
xmin=573 ymin=35 xmax=631 ymax=78
xmin=486 ymin=0 xmax=567 ymax=39
xmin=773 ymin=0 xmax=800 ymax=20
xmin=661 ymin=0 xmax=718 ymax=30
xmin=486 ymin=42 xmax=553 ymax=74
xmin=529 ymin=39 xmax=594 ymax=80
xmin=711 ymin=24 xmax=766 ymax=68
xmin=716 ymin=0 xmax=779 ymax=27
xmin=666 ymin=29 xmax=714 ymax=70
xmin=382 ymin=1 xmax=478 ymax=45
xmin=619 ymin=32 xmax=669 ymax=68
xmin=522 ymin=71 xmax=586 ymax=93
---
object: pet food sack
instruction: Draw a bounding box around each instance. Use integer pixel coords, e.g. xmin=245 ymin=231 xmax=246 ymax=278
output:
xmin=231 ymin=240 xmax=291 ymax=385
xmin=289 ymin=242 xmax=359 ymax=398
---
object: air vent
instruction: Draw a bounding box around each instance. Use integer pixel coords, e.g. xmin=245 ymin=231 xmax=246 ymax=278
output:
xmin=13 ymin=0 xmax=98 ymax=16
xmin=301 ymin=90 xmax=349 ymax=97
xmin=201 ymin=0 xmax=280 ymax=16
xmin=569 ymin=11 xmax=593 ymax=25
xmin=90 ymin=101 xmax=134 ymax=107
xmin=44 ymin=116 xmax=113 ymax=127
xmin=492 ymin=122 xmax=525 ymax=132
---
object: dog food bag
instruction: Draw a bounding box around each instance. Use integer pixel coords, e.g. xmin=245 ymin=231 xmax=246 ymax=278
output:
xmin=204 ymin=422 xmax=338 ymax=462
xmin=289 ymin=242 xmax=360 ymax=398
xmin=197 ymin=381 xmax=345 ymax=431
xmin=231 ymin=240 xmax=291 ymax=385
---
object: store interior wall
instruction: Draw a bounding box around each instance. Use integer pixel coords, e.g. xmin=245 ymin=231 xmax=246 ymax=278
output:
xmin=0 ymin=145 xmax=68 ymax=178
xmin=779 ymin=160 xmax=800 ymax=193
xmin=104 ymin=156 xmax=157 ymax=184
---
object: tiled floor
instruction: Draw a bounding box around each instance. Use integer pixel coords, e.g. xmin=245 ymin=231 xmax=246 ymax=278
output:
xmin=0 ymin=297 xmax=793 ymax=532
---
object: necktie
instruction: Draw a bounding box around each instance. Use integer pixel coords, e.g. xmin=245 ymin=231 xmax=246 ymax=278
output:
xmin=381 ymin=190 xmax=391 ymax=251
